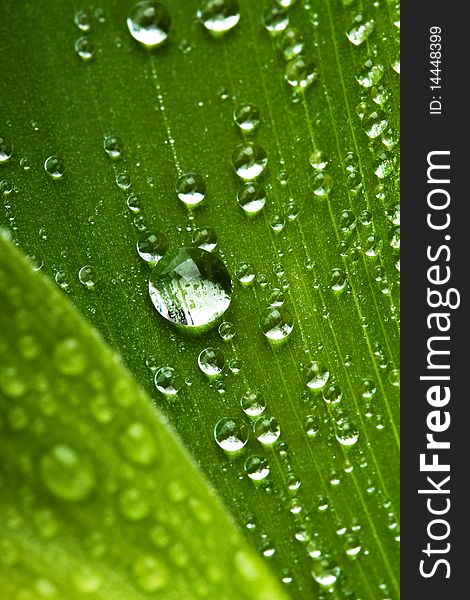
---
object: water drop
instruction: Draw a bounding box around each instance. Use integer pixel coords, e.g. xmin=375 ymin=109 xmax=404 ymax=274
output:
xmin=287 ymin=201 xmax=299 ymax=220
xmin=175 ymin=172 xmax=206 ymax=206
xmin=285 ymin=56 xmax=317 ymax=88
xmin=308 ymin=171 xmax=333 ymax=197
xmin=218 ymin=320 xmax=235 ymax=340
xmin=235 ymin=261 xmax=255 ymax=285
xmin=240 ymin=390 xmax=266 ymax=417
xmin=198 ymin=0 xmax=240 ymax=35
xmin=44 ymin=156 xmax=65 ymax=179
xmin=389 ymin=368 xmax=400 ymax=387
xmin=119 ymin=487 xmax=150 ymax=521
xmin=228 ymin=358 xmax=241 ymax=373
xmin=306 ymin=361 xmax=330 ymax=390
xmin=330 ymin=268 xmax=348 ymax=292
xmin=116 ymin=172 xmax=131 ymax=190
xmin=232 ymin=143 xmax=267 ymax=179
xmin=237 ymin=181 xmax=266 ymax=215
xmin=270 ymin=213 xmax=285 ymax=233
xmin=127 ymin=195 xmax=141 ymax=212
xmin=277 ymin=27 xmax=303 ymax=60
xmin=254 ymin=416 xmax=280 ymax=444
xmin=259 ymin=306 xmax=293 ymax=341
xmin=0 ymin=136 xmax=13 ymax=162
xmin=339 ymin=209 xmax=356 ymax=232
xmin=233 ymin=103 xmax=260 ymax=132
xmin=40 ymin=445 xmax=95 ymax=502
xmin=148 ymin=247 xmax=232 ymax=328
xmin=323 ymin=382 xmax=342 ymax=404
xmin=263 ymin=6 xmax=289 ymax=34
xmin=346 ymin=18 xmax=375 ymax=46
xmin=119 ymin=422 xmax=157 ymax=465
xmin=127 ymin=2 xmax=171 ymax=48
xmin=244 ymin=455 xmax=269 ymax=480
xmin=198 ymin=347 xmax=224 ymax=376
xmin=311 ymin=559 xmax=340 ymax=586
xmin=309 ymin=150 xmax=328 ymax=170
xmin=192 ymin=227 xmax=217 ymax=251
xmin=74 ymin=10 xmax=91 ymax=32
xmin=75 ymin=37 xmax=95 ymax=60
xmin=137 ymin=231 xmax=168 ymax=263
xmin=214 ymin=417 xmax=249 ymax=451
xmin=103 ymin=136 xmax=123 ymax=158
xmin=335 ymin=420 xmax=359 ymax=446
xmin=305 ymin=415 xmax=319 ymax=437
xmin=54 ymin=338 xmax=86 ymax=375
xmin=154 ymin=366 xmax=181 ymax=395
xmin=132 ymin=555 xmax=168 ymax=592
xmin=361 ymin=378 xmax=376 ymax=398
xmin=78 ymin=265 xmax=98 ymax=288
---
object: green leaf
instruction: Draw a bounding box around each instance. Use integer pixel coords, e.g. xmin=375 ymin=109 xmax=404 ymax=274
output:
xmin=1 ymin=0 xmax=400 ymax=598
xmin=0 ymin=234 xmax=287 ymax=600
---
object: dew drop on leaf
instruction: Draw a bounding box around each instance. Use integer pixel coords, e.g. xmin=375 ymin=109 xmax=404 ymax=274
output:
xmin=54 ymin=338 xmax=86 ymax=375
xmin=254 ymin=415 xmax=280 ymax=444
xmin=233 ymin=103 xmax=260 ymax=132
xmin=127 ymin=1 xmax=171 ymax=48
xmin=154 ymin=366 xmax=181 ymax=395
xmin=119 ymin=487 xmax=151 ymax=521
xmin=306 ymin=361 xmax=330 ymax=390
xmin=232 ymin=143 xmax=267 ymax=180
xmin=237 ymin=181 xmax=266 ymax=215
xmin=308 ymin=171 xmax=334 ymax=197
xmin=75 ymin=36 xmax=95 ymax=60
xmin=309 ymin=149 xmax=328 ymax=170
xmin=244 ymin=455 xmax=270 ymax=480
xmin=74 ymin=10 xmax=91 ymax=32
xmin=214 ymin=417 xmax=249 ymax=451
xmin=192 ymin=226 xmax=217 ymax=251
xmin=44 ymin=156 xmax=65 ymax=179
xmin=285 ymin=56 xmax=317 ymax=89
xmin=132 ymin=554 xmax=169 ymax=592
xmin=346 ymin=18 xmax=375 ymax=46
xmin=218 ymin=320 xmax=235 ymax=340
xmin=119 ymin=422 xmax=157 ymax=465
xmin=198 ymin=0 xmax=240 ymax=35
xmin=263 ymin=6 xmax=289 ymax=34
xmin=259 ymin=306 xmax=293 ymax=341
xmin=277 ymin=27 xmax=304 ymax=60
xmin=148 ymin=247 xmax=232 ymax=329
xmin=198 ymin=346 xmax=224 ymax=376
xmin=0 ymin=136 xmax=13 ymax=162
xmin=240 ymin=390 xmax=266 ymax=417
xmin=103 ymin=135 xmax=123 ymax=158
xmin=39 ymin=444 xmax=96 ymax=502
xmin=175 ymin=172 xmax=206 ymax=206
xmin=137 ymin=231 xmax=168 ymax=263
xmin=78 ymin=265 xmax=98 ymax=288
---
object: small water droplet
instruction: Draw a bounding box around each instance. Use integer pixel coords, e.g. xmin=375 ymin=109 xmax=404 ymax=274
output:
xmin=237 ymin=181 xmax=266 ymax=215
xmin=214 ymin=417 xmax=249 ymax=451
xmin=103 ymin=136 xmax=123 ymax=158
xmin=285 ymin=56 xmax=317 ymax=88
xmin=306 ymin=361 xmax=330 ymax=390
xmin=198 ymin=0 xmax=240 ymax=35
xmin=132 ymin=554 xmax=168 ymax=592
xmin=198 ymin=347 xmax=224 ymax=376
xmin=233 ymin=103 xmax=260 ymax=132
xmin=148 ymin=247 xmax=232 ymax=329
xmin=0 ymin=136 xmax=13 ymax=162
xmin=154 ymin=366 xmax=181 ymax=395
xmin=119 ymin=422 xmax=157 ymax=465
xmin=309 ymin=171 xmax=334 ymax=197
xmin=54 ymin=338 xmax=86 ymax=375
xmin=78 ymin=265 xmax=98 ymax=288
xmin=309 ymin=150 xmax=328 ymax=170
xmin=126 ymin=194 xmax=141 ymax=212
xmin=218 ymin=320 xmax=235 ymax=340
xmin=176 ymin=172 xmax=206 ymax=206
xmin=75 ymin=36 xmax=95 ymax=60
xmin=127 ymin=2 xmax=171 ymax=48
xmin=74 ymin=10 xmax=91 ymax=32
xmin=232 ymin=143 xmax=267 ymax=180
xmin=260 ymin=306 xmax=293 ymax=341
xmin=277 ymin=27 xmax=304 ymax=60
xmin=241 ymin=390 xmax=266 ymax=417
xmin=346 ymin=18 xmax=375 ymax=46
xmin=119 ymin=487 xmax=151 ymax=521
xmin=137 ymin=231 xmax=168 ymax=263
xmin=254 ymin=416 xmax=280 ymax=444
xmin=116 ymin=172 xmax=131 ymax=190
xmin=44 ymin=156 xmax=65 ymax=179
xmin=192 ymin=227 xmax=217 ymax=251
xmin=40 ymin=445 xmax=95 ymax=502
xmin=235 ymin=261 xmax=255 ymax=285
xmin=244 ymin=455 xmax=270 ymax=480
xmin=263 ymin=6 xmax=289 ymax=34
xmin=270 ymin=213 xmax=286 ymax=233
xmin=311 ymin=559 xmax=340 ymax=586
